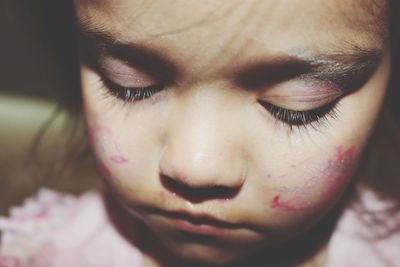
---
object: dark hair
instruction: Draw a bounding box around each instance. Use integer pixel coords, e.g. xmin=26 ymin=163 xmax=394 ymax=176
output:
xmin=25 ymin=0 xmax=81 ymax=112
xmin=387 ymin=1 xmax=400 ymax=123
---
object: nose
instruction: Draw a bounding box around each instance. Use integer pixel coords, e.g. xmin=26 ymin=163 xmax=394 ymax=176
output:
xmin=158 ymin=87 xmax=247 ymax=202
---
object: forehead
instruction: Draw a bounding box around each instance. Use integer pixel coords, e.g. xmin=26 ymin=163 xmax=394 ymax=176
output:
xmin=76 ymin=0 xmax=387 ymax=37
xmin=75 ymin=0 xmax=388 ymax=68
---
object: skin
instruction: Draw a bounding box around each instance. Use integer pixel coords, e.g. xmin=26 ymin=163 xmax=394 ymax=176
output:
xmin=270 ymin=146 xmax=355 ymax=212
xmin=75 ymin=0 xmax=390 ymax=266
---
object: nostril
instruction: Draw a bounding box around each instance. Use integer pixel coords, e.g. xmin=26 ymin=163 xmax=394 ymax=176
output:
xmin=160 ymin=175 xmax=241 ymax=203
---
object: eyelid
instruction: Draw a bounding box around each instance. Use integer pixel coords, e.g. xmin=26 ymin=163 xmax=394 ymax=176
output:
xmin=260 ymin=81 xmax=343 ymax=111
xmin=98 ymin=57 xmax=157 ymax=88
xmin=267 ymin=88 xmax=342 ymax=100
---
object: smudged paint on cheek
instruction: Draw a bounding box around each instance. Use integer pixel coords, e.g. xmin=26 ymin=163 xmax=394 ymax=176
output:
xmin=88 ymin=126 xmax=129 ymax=177
xmin=271 ymin=146 xmax=355 ymax=212
xmin=110 ymin=155 xmax=129 ymax=164
xmin=98 ymin=160 xmax=112 ymax=177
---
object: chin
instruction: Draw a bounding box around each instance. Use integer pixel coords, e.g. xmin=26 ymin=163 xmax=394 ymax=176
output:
xmin=169 ymin=244 xmax=245 ymax=266
xmin=156 ymin=233 xmax=262 ymax=267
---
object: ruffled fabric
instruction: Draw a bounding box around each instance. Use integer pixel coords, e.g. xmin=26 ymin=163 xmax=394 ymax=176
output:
xmin=0 ymin=189 xmax=143 ymax=267
xmin=325 ymin=186 xmax=400 ymax=267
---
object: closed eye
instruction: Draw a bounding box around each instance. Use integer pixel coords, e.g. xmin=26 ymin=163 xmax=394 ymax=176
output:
xmin=259 ymin=100 xmax=340 ymax=130
xmin=100 ymin=75 xmax=165 ymax=102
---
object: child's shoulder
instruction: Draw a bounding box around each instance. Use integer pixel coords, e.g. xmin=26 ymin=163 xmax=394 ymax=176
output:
xmin=0 ymin=189 xmax=143 ymax=267
xmin=326 ymin=186 xmax=400 ymax=267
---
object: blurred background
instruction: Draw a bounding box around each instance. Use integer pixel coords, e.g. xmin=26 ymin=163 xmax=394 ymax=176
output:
xmin=0 ymin=0 xmax=100 ymax=215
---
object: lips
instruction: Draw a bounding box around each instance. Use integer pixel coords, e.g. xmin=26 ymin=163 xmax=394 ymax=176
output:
xmin=152 ymin=208 xmax=243 ymax=236
xmin=174 ymin=218 xmax=237 ymax=236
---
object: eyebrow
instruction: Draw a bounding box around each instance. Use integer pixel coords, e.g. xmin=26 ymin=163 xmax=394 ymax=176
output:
xmin=233 ymin=50 xmax=383 ymax=91
xmin=78 ymin=25 xmax=181 ymax=84
xmin=77 ymin=24 xmax=383 ymax=92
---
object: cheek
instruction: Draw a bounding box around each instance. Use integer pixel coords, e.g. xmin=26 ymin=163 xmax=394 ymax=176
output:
xmin=88 ymin=125 xmax=129 ymax=178
xmin=270 ymin=146 xmax=355 ymax=213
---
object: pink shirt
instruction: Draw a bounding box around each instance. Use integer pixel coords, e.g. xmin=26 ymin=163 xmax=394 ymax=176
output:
xmin=0 ymin=187 xmax=399 ymax=267
xmin=0 ymin=190 xmax=142 ymax=267
xmin=325 ymin=188 xmax=400 ymax=267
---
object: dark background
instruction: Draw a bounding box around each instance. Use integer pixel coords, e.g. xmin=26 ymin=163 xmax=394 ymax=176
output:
xmin=0 ymin=0 xmax=98 ymax=215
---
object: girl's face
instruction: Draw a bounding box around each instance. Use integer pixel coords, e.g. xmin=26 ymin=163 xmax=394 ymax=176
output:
xmin=76 ymin=0 xmax=389 ymax=264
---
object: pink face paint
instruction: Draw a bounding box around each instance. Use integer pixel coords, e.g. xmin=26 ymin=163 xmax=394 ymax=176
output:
xmin=89 ymin=126 xmax=129 ymax=164
xmin=97 ymin=160 xmax=112 ymax=177
xmin=110 ymin=156 xmax=129 ymax=164
xmin=271 ymin=196 xmax=300 ymax=212
xmin=271 ymin=146 xmax=355 ymax=212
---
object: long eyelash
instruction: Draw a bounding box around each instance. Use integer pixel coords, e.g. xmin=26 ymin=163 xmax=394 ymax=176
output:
xmin=260 ymin=100 xmax=340 ymax=130
xmin=99 ymin=75 xmax=164 ymax=102
xmin=98 ymin=72 xmax=339 ymax=130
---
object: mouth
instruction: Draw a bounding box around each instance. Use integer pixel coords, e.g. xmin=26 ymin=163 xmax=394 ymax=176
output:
xmin=150 ymin=208 xmax=245 ymax=237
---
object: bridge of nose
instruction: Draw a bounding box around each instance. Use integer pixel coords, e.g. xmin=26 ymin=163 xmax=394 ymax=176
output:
xmin=158 ymin=85 xmax=249 ymax=191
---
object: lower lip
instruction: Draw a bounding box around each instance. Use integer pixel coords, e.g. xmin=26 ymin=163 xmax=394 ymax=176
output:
xmin=174 ymin=219 xmax=235 ymax=236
